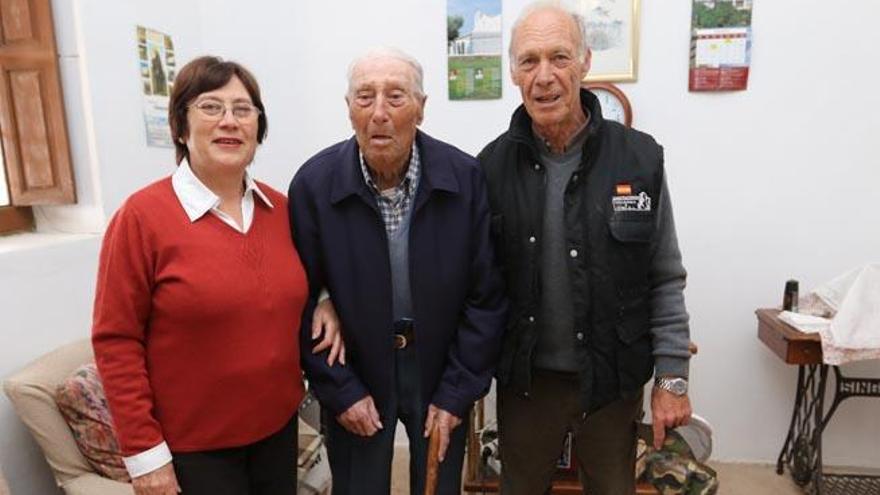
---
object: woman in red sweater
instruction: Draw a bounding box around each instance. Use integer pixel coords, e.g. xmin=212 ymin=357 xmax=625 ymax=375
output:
xmin=92 ymin=56 xmax=337 ymax=495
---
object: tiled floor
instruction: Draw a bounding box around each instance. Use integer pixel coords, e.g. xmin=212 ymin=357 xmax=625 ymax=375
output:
xmin=389 ymin=448 xmax=807 ymax=494
xmin=708 ymin=462 xmax=802 ymax=495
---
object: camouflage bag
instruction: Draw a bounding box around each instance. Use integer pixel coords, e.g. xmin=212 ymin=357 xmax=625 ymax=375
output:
xmin=645 ymin=444 xmax=719 ymax=495
xmin=636 ymin=417 xmax=719 ymax=495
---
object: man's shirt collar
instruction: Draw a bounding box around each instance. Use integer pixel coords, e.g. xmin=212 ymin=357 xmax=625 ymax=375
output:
xmin=358 ymin=142 xmax=420 ymax=200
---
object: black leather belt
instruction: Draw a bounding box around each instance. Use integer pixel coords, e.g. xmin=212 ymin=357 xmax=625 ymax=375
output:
xmin=393 ymin=318 xmax=415 ymax=350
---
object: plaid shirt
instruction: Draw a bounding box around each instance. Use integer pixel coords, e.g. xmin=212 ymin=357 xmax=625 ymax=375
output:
xmin=359 ymin=143 xmax=421 ymax=234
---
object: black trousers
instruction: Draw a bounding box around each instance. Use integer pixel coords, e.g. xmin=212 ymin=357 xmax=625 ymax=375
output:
xmin=172 ymin=413 xmax=298 ymax=495
xmin=324 ymin=345 xmax=468 ymax=495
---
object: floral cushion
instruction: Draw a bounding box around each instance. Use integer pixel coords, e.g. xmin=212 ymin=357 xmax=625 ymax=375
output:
xmin=54 ymin=363 xmax=129 ymax=482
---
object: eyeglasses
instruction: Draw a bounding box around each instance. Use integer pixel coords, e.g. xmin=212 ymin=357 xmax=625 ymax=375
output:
xmin=189 ymin=99 xmax=261 ymax=122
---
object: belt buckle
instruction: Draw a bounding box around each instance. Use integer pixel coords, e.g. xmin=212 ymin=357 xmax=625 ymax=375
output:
xmin=393 ymin=318 xmax=414 ymax=350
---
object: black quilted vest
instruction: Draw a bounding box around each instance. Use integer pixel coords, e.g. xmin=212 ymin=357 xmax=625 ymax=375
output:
xmin=478 ymin=89 xmax=664 ymax=412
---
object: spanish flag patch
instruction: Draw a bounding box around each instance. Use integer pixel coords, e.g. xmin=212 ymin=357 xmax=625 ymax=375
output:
xmin=615 ymin=183 xmax=632 ymax=196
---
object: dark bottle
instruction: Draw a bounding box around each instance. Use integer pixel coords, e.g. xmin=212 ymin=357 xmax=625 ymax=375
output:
xmin=783 ymin=280 xmax=799 ymax=312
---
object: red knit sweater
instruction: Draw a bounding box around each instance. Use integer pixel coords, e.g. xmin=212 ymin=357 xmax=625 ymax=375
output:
xmin=92 ymin=177 xmax=306 ymax=455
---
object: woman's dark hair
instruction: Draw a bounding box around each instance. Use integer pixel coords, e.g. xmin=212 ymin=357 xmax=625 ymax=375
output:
xmin=168 ymin=56 xmax=268 ymax=164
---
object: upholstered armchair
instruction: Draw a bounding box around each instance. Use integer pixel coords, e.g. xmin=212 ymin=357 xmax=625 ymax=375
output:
xmin=3 ymin=339 xmax=131 ymax=495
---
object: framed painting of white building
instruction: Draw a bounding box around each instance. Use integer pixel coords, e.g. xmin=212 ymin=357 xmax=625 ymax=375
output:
xmin=447 ymin=0 xmax=503 ymax=100
xmin=579 ymin=0 xmax=641 ymax=82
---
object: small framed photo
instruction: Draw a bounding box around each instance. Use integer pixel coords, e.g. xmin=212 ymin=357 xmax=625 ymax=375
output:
xmin=581 ymin=0 xmax=641 ymax=82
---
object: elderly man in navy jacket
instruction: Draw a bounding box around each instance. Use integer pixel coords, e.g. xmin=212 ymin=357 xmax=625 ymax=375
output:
xmin=288 ymin=47 xmax=507 ymax=495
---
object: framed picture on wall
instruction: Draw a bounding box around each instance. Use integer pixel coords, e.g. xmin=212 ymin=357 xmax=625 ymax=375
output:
xmin=579 ymin=0 xmax=641 ymax=82
xmin=447 ymin=0 xmax=503 ymax=100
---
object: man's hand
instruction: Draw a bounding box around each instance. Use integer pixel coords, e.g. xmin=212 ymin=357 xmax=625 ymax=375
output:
xmin=132 ymin=462 xmax=180 ymax=495
xmin=423 ymin=404 xmax=462 ymax=462
xmin=311 ymin=298 xmax=346 ymax=366
xmin=337 ymin=396 xmax=383 ymax=436
xmin=651 ymin=387 xmax=692 ymax=450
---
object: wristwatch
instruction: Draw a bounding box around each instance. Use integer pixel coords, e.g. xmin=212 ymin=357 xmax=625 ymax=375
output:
xmin=655 ymin=376 xmax=688 ymax=396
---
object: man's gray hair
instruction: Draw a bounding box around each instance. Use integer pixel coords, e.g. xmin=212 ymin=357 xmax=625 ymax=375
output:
xmin=509 ymin=0 xmax=589 ymax=59
xmin=346 ymin=47 xmax=425 ymax=99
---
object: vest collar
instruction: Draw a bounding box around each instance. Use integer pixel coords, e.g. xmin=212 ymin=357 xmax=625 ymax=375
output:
xmin=507 ymin=88 xmax=605 ymax=151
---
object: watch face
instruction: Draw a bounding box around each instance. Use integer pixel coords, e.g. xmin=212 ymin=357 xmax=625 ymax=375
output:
xmin=671 ymin=379 xmax=687 ymax=395
xmin=594 ymin=88 xmax=627 ymax=125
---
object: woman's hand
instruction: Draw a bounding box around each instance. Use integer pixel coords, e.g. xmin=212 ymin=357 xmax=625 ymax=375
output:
xmin=132 ymin=463 xmax=180 ymax=495
xmin=311 ymin=298 xmax=346 ymax=366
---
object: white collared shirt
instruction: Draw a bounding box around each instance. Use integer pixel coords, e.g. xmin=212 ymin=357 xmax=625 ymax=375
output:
xmin=171 ymin=158 xmax=273 ymax=233
xmin=122 ymin=160 xmax=274 ymax=478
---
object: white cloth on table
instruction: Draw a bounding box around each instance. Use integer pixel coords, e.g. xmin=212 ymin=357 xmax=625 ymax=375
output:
xmin=778 ymin=311 xmax=829 ymax=334
xmin=780 ymin=264 xmax=880 ymax=365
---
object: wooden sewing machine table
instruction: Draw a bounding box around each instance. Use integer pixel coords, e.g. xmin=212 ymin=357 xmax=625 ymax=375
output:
xmin=757 ymin=308 xmax=880 ymax=494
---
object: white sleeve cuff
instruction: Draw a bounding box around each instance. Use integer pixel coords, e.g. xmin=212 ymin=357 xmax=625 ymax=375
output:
xmin=318 ymin=287 xmax=330 ymax=303
xmin=123 ymin=441 xmax=173 ymax=478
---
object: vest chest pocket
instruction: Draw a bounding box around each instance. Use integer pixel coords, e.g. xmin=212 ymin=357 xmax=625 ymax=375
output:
xmin=609 ymin=212 xmax=654 ymax=243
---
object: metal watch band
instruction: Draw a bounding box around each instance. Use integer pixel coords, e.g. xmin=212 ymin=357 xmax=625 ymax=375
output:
xmin=655 ymin=376 xmax=688 ymax=396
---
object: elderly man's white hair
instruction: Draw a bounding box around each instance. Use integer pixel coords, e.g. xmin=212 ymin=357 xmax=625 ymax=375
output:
xmin=509 ymin=0 xmax=590 ymax=59
xmin=346 ymin=47 xmax=425 ymax=99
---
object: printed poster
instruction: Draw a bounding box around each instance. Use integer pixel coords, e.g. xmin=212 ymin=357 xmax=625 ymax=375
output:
xmin=689 ymin=0 xmax=753 ymax=91
xmin=447 ymin=0 xmax=502 ymax=100
xmin=137 ymin=26 xmax=177 ymax=147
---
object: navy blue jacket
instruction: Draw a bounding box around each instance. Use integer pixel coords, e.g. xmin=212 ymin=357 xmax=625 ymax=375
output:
xmin=288 ymin=131 xmax=507 ymax=418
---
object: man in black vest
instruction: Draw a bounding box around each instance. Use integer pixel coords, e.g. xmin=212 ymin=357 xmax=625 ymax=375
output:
xmin=478 ymin=3 xmax=693 ymax=493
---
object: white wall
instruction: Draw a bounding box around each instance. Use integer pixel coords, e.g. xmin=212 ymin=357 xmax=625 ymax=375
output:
xmin=75 ymin=0 xmax=206 ymax=214
xmin=631 ymin=0 xmax=880 ymax=466
xmin=2 ymin=0 xmax=879 ymax=492
xmin=0 ymin=1 xmax=204 ymax=493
